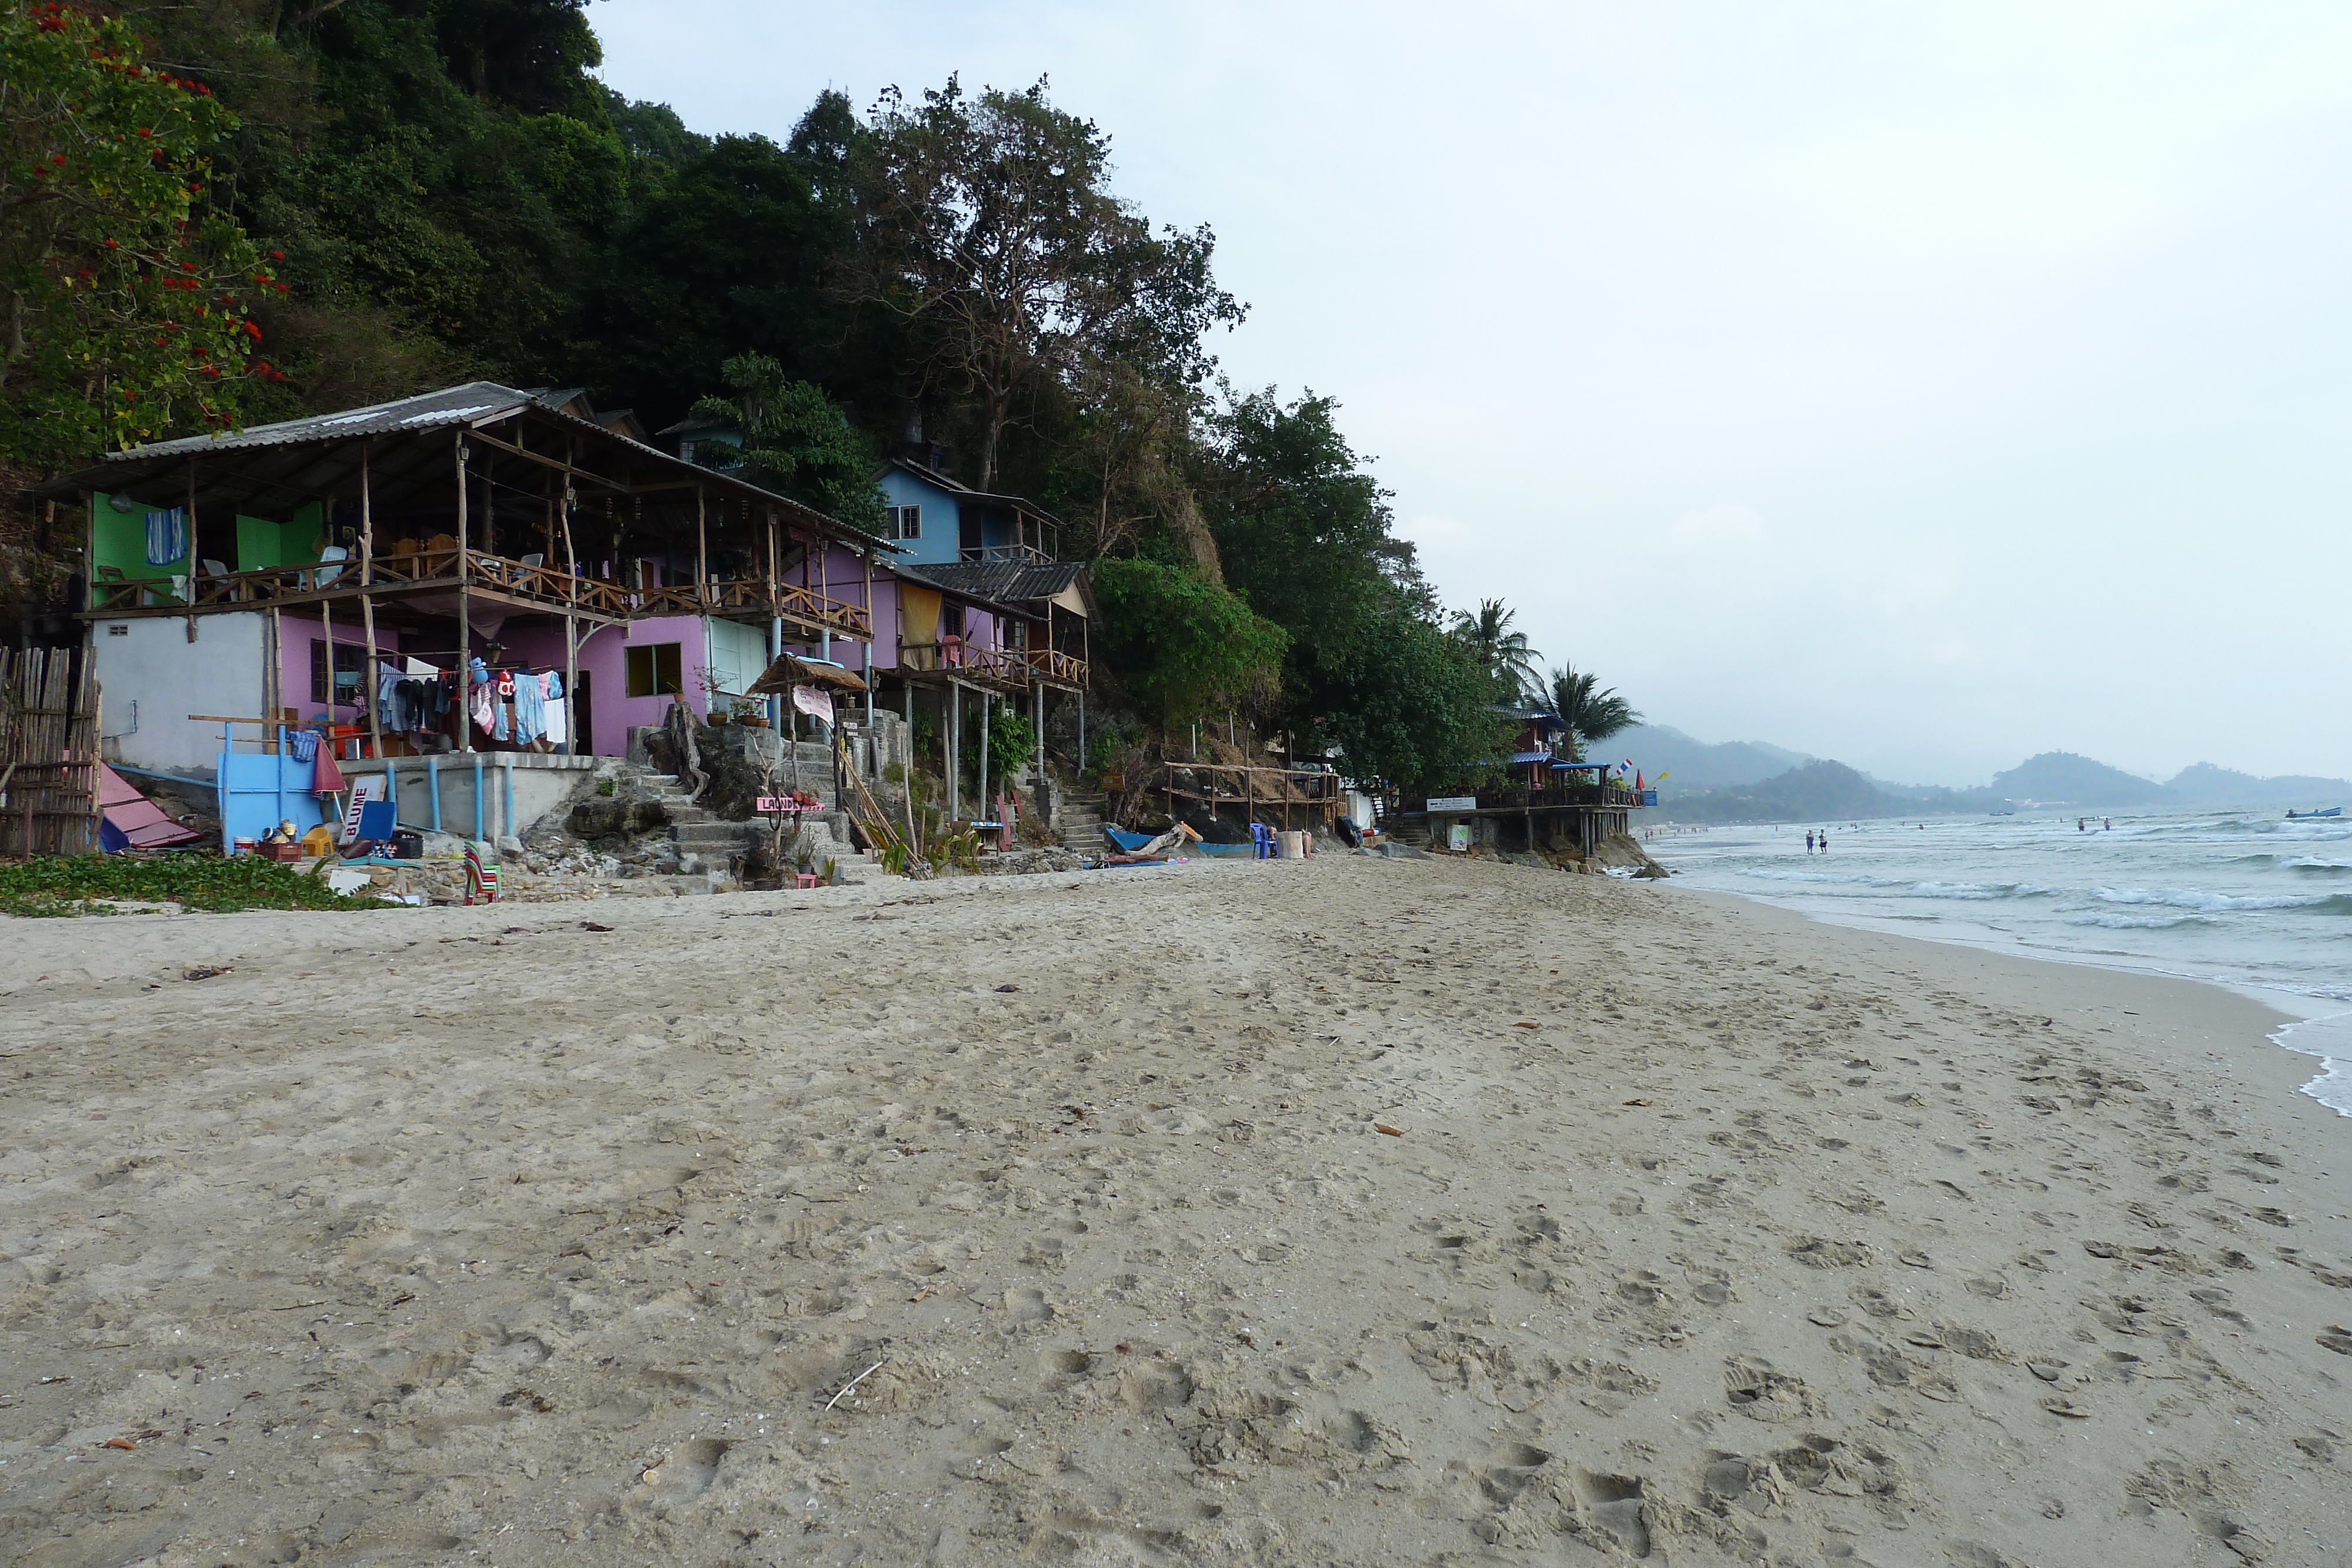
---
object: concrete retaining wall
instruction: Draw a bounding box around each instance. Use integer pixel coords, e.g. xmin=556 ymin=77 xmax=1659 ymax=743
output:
xmin=342 ymin=753 xmax=620 ymax=844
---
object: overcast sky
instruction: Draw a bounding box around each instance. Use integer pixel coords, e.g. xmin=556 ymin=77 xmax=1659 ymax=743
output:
xmin=593 ymin=1 xmax=2352 ymax=784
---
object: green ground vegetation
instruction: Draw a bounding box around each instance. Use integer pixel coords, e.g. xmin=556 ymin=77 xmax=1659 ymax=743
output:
xmin=0 ymin=851 xmax=375 ymax=915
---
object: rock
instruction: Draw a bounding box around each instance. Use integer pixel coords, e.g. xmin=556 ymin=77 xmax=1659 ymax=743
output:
xmin=1591 ymin=832 xmax=1670 ymax=878
xmin=567 ymin=797 xmax=671 ymax=842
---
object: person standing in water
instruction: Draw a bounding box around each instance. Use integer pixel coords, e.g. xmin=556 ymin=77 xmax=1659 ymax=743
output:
xmin=1818 ymin=828 xmax=1829 ymax=854
xmin=1805 ymin=830 xmax=1816 ymax=854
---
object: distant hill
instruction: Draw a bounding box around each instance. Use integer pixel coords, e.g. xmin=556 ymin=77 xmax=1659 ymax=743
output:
xmin=1662 ymin=760 xmax=1940 ymax=824
xmin=1619 ymin=725 xmax=1812 ymax=796
xmin=1983 ymin=752 xmax=2170 ymax=808
xmin=2166 ymin=763 xmax=2351 ymax=808
xmin=1635 ymin=728 xmax=2348 ymax=821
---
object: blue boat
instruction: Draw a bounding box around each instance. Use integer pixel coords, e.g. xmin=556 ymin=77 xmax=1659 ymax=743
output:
xmin=2286 ymin=807 xmax=2343 ymax=820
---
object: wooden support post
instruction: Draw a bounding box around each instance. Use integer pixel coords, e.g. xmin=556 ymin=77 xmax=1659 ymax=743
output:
xmin=695 ymin=487 xmax=707 ymax=607
xmin=978 ymin=690 xmax=990 ymax=819
xmin=183 ymin=460 xmax=199 ymax=642
xmin=949 ymin=680 xmax=963 ymax=821
xmin=263 ymin=606 xmax=280 ymax=753
xmin=456 ymin=433 xmax=473 ymax=754
xmin=358 ymin=439 xmax=385 ymax=760
xmin=559 ymin=464 xmax=580 ymax=754
xmin=861 ymin=548 xmax=874 ymax=725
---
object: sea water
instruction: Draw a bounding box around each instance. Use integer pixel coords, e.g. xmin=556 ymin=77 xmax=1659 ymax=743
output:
xmin=1644 ymin=808 xmax=2352 ymax=1116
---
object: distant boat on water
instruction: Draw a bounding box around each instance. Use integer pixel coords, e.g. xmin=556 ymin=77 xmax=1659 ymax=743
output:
xmin=2286 ymin=807 xmax=2343 ymax=820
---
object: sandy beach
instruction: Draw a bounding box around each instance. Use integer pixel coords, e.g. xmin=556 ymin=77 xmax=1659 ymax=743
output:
xmin=2 ymin=856 xmax=2346 ymax=1567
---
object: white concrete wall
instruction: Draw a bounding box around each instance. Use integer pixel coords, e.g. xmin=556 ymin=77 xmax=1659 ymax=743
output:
xmin=94 ymin=611 xmax=269 ymax=777
xmin=344 ymin=754 xmax=618 ymax=844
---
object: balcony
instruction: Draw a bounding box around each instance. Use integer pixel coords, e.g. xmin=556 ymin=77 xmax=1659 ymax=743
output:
xmin=900 ymin=638 xmax=1030 ymax=692
xmin=1024 ymin=647 xmax=1087 ymax=688
xmin=87 ymin=549 xmax=871 ymax=637
xmin=632 ymin=576 xmax=873 ymax=638
xmin=1441 ymin=782 xmax=1649 ymax=811
xmin=958 ymin=542 xmax=1052 ymax=565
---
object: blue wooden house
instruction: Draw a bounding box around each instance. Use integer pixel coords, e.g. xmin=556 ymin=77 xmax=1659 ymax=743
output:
xmin=876 ymin=458 xmax=1062 ymax=567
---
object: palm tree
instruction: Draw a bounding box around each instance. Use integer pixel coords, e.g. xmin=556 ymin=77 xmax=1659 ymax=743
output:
xmin=1546 ymin=663 xmax=1641 ymax=759
xmin=1451 ymin=598 xmax=1544 ymax=699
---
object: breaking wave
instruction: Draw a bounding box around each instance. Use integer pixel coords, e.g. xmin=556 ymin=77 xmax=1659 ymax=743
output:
xmin=2066 ymin=912 xmax=2217 ymax=930
xmin=2093 ymin=887 xmax=2350 ymax=914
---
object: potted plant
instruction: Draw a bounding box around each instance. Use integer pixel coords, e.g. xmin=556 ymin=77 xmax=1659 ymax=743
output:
xmin=693 ymin=664 xmax=730 ymax=724
xmin=731 ymin=696 xmax=770 ymax=729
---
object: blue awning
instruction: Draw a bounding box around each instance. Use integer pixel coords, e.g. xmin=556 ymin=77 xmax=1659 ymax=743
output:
xmin=1549 ymin=761 xmax=1609 ymax=771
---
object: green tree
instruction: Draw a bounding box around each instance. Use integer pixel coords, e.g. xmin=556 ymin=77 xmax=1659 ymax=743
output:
xmin=689 ymin=352 xmax=886 ymax=534
xmin=984 ymin=705 xmax=1033 ymax=788
xmin=1 ymin=1 xmax=276 ymax=466
xmin=1317 ymin=600 xmax=1514 ymax=798
xmin=1545 ymin=663 xmax=1641 ymax=759
xmin=581 ymin=96 xmax=882 ymax=429
xmin=1451 ymin=598 xmax=1543 ymax=700
xmin=850 ymin=76 xmax=1242 ymax=490
xmin=1200 ymin=388 xmax=1398 ymax=663
xmin=1091 ymin=557 xmax=1287 ymax=728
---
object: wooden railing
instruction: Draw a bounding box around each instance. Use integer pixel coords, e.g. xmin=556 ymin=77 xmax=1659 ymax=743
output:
xmin=1024 ymin=647 xmax=1087 ymax=687
xmin=959 ymin=542 xmax=1052 ymax=564
xmin=634 ymin=576 xmax=873 ymax=637
xmin=89 ymin=550 xmax=869 ymax=634
xmin=900 ymin=640 xmax=1030 ymax=690
xmin=1438 ymin=782 xmax=1647 ymax=811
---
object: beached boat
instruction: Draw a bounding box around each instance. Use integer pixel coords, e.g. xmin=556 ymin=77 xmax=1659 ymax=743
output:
xmin=2286 ymin=807 xmax=2343 ymax=820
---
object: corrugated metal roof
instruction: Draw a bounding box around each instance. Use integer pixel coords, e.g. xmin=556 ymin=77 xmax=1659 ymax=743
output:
xmin=914 ymin=560 xmax=1088 ymax=604
xmin=100 ymin=382 xmax=554 ymax=459
xmin=888 ymin=562 xmax=1039 ymax=620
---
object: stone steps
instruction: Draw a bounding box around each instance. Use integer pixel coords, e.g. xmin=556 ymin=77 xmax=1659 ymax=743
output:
xmin=1055 ymin=789 xmax=1110 ymax=854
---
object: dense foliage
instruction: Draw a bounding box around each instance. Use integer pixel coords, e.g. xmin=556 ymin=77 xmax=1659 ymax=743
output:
xmin=1 ymin=2 xmax=277 ymax=467
xmin=0 ymin=1 xmax=1631 ymax=798
xmin=1092 ymin=557 xmax=1288 ymax=730
xmin=687 ymin=352 xmax=886 ymax=536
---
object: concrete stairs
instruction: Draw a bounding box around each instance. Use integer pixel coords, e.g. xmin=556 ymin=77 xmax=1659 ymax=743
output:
xmin=1055 ymin=788 xmax=1110 ymax=856
xmin=636 ymin=772 xmax=749 ymax=872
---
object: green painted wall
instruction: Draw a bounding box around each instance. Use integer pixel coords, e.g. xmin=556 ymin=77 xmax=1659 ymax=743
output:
xmin=91 ymin=495 xmax=180 ymax=581
xmin=234 ymin=503 xmax=323 ymax=572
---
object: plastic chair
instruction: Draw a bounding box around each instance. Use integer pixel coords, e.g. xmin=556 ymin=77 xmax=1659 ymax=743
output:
xmin=1251 ymin=821 xmax=1276 ymax=860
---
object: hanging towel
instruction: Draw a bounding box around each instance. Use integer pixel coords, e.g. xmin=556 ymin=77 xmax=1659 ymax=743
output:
xmin=288 ymin=728 xmax=320 ymax=763
xmin=510 ymin=669 xmax=545 ymax=743
xmin=469 ymin=684 xmax=496 ymax=736
xmin=144 ymin=508 xmax=187 ymax=567
xmin=312 ymin=747 xmax=346 ymax=796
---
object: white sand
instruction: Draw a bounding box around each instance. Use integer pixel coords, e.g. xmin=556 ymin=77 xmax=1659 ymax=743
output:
xmin=1 ymin=857 xmax=2346 ymax=1567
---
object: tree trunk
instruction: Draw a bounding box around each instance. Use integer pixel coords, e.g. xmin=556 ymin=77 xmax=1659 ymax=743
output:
xmin=1164 ymin=482 xmax=1224 ymax=585
xmin=979 ymin=389 xmax=1011 ymax=491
